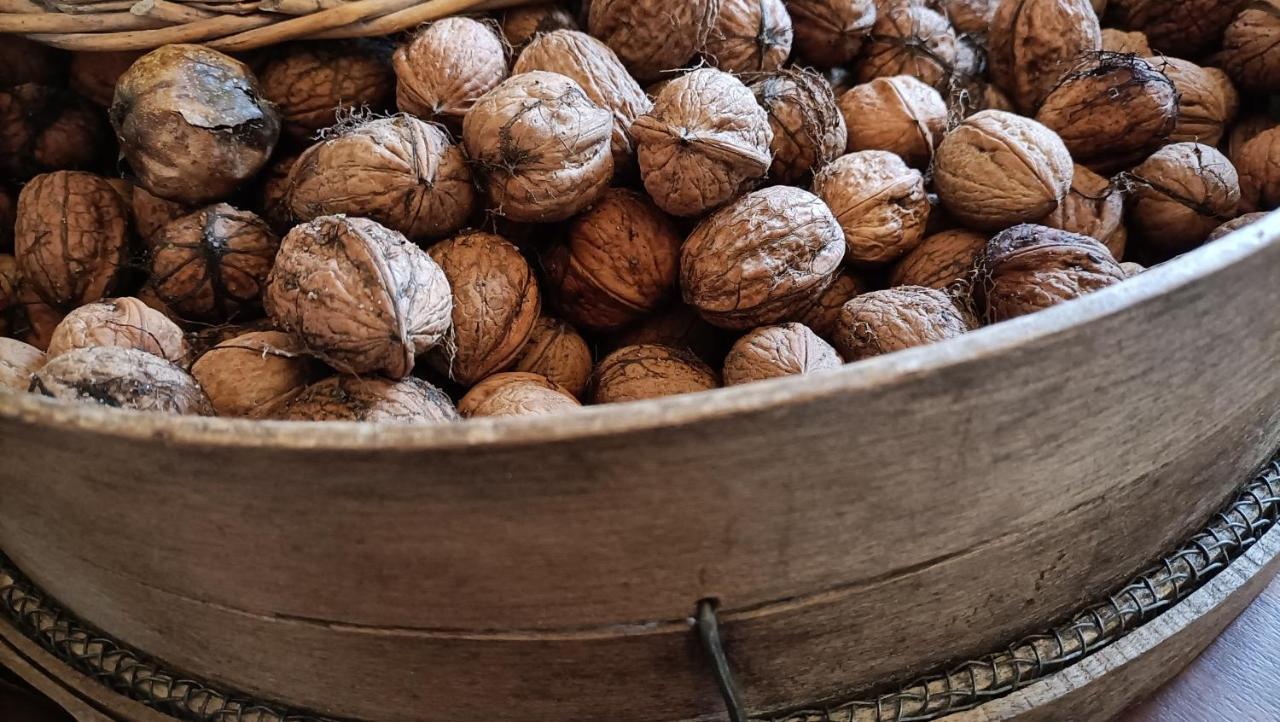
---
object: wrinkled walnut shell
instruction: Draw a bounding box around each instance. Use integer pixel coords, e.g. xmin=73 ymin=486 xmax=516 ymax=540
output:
xmin=1043 ymin=165 xmax=1127 ymax=259
xmin=131 ymin=186 xmax=191 ymax=247
xmin=1236 ymin=127 xmax=1280 ymax=214
xmin=751 ymin=69 xmax=848 ymax=184
xmin=502 ymin=4 xmax=579 ymax=49
xmin=259 ymin=41 xmax=394 ymax=141
xmin=1147 ymin=56 xmax=1239 ymax=147
xmin=833 ymin=286 xmax=971 ymax=361
xmin=857 ymin=4 xmax=958 ymax=89
xmin=1109 ymin=0 xmax=1248 ymax=57
xmin=989 ymin=0 xmax=1101 ymax=113
xmin=1208 ymin=211 xmax=1270 ymax=241
xmin=587 ymin=0 xmax=720 ymax=82
xmin=975 ymin=224 xmax=1126 ymax=322
xmin=47 ymin=297 xmax=188 ymax=365
xmin=70 ymin=51 xmax=143 ymax=108
xmin=512 ymin=317 xmax=594 ymax=399
xmin=943 ymin=0 xmax=995 ymax=34
xmin=256 ymin=153 xmax=299 ymax=235
xmin=393 ymin=17 xmax=509 ymax=127
xmin=705 ymin=0 xmax=794 ymax=73
xmin=1101 ymin=29 xmax=1152 ymax=55
xmin=610 ymin=305 xmax=730 ymax=365
xmin=458 ymin=371 xmax=580 ymax=418
xmin=0 ymin=254 xmax=17 ymax=313
xmin=183 ymin=318 xmax=275 ymax=359
xmin=787 ymin=0 xmax=878 ymax=67
xmin=814 ymin=150 xmax=930 ymax=264
xmin=792 ymin=271 xmax=868 ymax=340
xmin=190 ymin=330 xmax=326 ymax=418
xmin=722 ymin=322 xmax=842 ymax=386
xmin=1218 ymin=1 xmax=1280 ymax=94
xmin=0 ymin=337 xmax=45 ymax=392
xmin=890 ymin=229 xmax=987 ymax=290
xmin=274 ymin=375 xmax=458 ymax=423
xmin=592 ymin=343 xmax=719 ymax=403
xmin=1129 ymin=143 xmax=1242 ymax=253
xmin=31 ymin=346 xmax=212 ymax=415
xmin=0 ymin=84 xmax=109 ymax=182
xmin=839 ymin=75 xmax=947 ymax=169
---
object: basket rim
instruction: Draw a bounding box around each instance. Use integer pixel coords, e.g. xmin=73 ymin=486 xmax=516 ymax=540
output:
xmin=2 ymin=212 xmax=1277 ymax=452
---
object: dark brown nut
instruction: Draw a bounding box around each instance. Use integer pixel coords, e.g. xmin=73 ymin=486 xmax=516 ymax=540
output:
xmin=722 ymin=322 xmax=841 ymax=385
xmin=15 ymin=171 xmax=128 ymax=310
xmin=0 ymin=254 xmax=17 ymax=313
xmin=705 ymin=0 xmax=794 ymax=73
xmin=46 ymin=297 xmax=188 ymax=365
xmin=458 ymin=371 xmax=581 ymax=418
xmin=942 ymin=0 xmax=995 ymax=34
xmin=427 ymin=231 xmax=540 ymax=386
xmin=1043 ymin=165 xmax=1127 ymax=259
xmin=150 ymin=204 xmax=280 ymax=322
xmin=631 ymin=68 xmax=773 ymax=217
xmin=0 ymin=189 xmax=13 ymax=251
xmin=934 ymin=110 xmax=1073 ymax=231
xmin=1229 ymin=114 xmax=1278 ymax=167
xmin=183 ymin=317 xmax=275 ymax=359
xmin=856 ymin=4 xmax=958 ymax=89
xmin=464 ymin=71 xmax=614 ymax=223
xmin=69 ymin=51 xmax=143 ymax=108
xmin=288 ymin=115 xmax=475 ymax=241
xmin=751 ymin=69 xmax=847 ymax=184
xmin=948 ymin=76 xmax=1017 ymax=119
xmin=1146 ymin=57 xmax=1239 ymax=147
xmin=0 ymin=337 xmax=45 ymax=392
xmin=393 ymin=17 xmax=509 ymax=127
xmin=1101 ymin=29 xmax=1152 ymax=55
xmin=259 ymin=41 xmax=394 ymax=141
xmin=587 ymin=0 xmax=720 ymax=82
xmin=610 ymin=305 xmax=730 ymax=364
xmin=274 ymin=375 xmax=458 ymax=423
xmin=1218 ymin=1 xmax=1280 ymax=94
xmin=1119 ymin=260 xmax=1145 ymax=277
xmin=265 ymin=216 xmax=453 ymax=378
xmin=1034 ymin=53 xmax=1177 ymax=173
xmin=0 ymin=84 xmax=109 ymax=182
xmin=813 ymin=151 xmax=929 ymax=264
xmin=9 ymin=281 xmax=64 ymax=352
xmin=1237 ymin=128 xmax=1280 ymax=213
xmin=792 ymin=271 xmax=868 ymax=339
xmin=1129 ymin=143 xmax=1242 ymax=253
xmin=839 ymin=75 xmax=946 ymax=169
xmin=0 ymin=37 xmax=65 ymax=89
xmin=512 ymin=317 xmax=594 ymax=399
xmin=132 ymin=186 xmax=191 ymax=246
xmin=682 ymin=186 xmax=845 ymax=329
xmin=833 ymin=286 xmax=970 ymax=360
xmin=1108 ymin=0 xmax=1248 ymax=57
xmin=134 ymin=283 xmax=182 ymax=323
xmin=1208 ymin=211 xmax=1270 ymax=241
xmin=787 ymin=0 xmax=878 ymax=67
xmin=593 ymin=343 xmax=719 ymax=403
xmin=989 ymin=0 xmax=1101 ymax=113
xmin=890 ymin=229 xmax=987 ymax=289
xmin=30 ymin=346 xmax=212 ymax=415
xmin=190 ymin=330 xmax=326 ymax=418
xmin=513 ymin=30 xmax=654 ymax=170
xmin=501 ymin=3 xmax=580 ymax=49
xmin=975 ymin=224 xmax=1125 ymax=322
xmin=257 ymin=154 xmax=299 ymax=235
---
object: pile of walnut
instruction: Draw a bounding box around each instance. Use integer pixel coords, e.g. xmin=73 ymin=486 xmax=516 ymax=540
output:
xmin=0 ymin=0 xmax=1277 ymax=423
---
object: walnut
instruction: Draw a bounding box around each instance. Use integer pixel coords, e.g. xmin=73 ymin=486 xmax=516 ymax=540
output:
xmin=0 ymin=37 xmax=65 ymax=89
xmin=974 ymin=224 xmax=1125 ymax=322
xmin=593 ymin=343 xmax=719 ymax=403
xmin=934 ymin=110 xmax=1072 ymax=231
xmin=751 ymin=69 xmax=848 ymax=184
xmin=259 ymin=41 xmax=394 ymax=141
xmin=722 ymin=322 xmax=841 ymax=385
xmin=839 ymin=76 xmax=946 ymax=169
xmin=833 ymin=286 xmax=970 ymax=360
xmin=682 ymin=186 xmax=845 ymax=329
xmin=857 ymin=4 xmax=959 ymax=89
xmin=1042 ymin=165 xmax=1126 ymax=258
xmin=1237 ymin=127 xmax=1280 ymax=213
xmin=890 ymin=229 xmax=987 ymax=289
xmin=273 ymin=375 xmax=458 ymax=423
xmin=610 ymin=305 xmax=730 ymax=364
xmin=1229 ymin=114 xmax=1277 ymax=167
xmin=587 ymin=0 xmax=720 ymax=82
xmin=190 ymin=330 xmax=326 ymax=418
xmin=1129 ymin=143 xmax=1241 ymax=253
xmin=1101 ymin=29 xmax=1152 ymax=55
xmin=0 ymin=190 xmax=13 ymax=251
xmin=257 ymin=154 xmax=299 ymax=235
xmin=988 ymin=0 xmax=1101 ymax=113
xmin=502 ymin=3 xmax=580 ymax=49
xmin=1108 ymin=0 xmax=1248 ymax=57
xmin=813 ymin=151 xmax=929 ymax=264
xmin=427 ymin=231 xmax=540 ymax=386
xmin=1208 ymin=211 xmax=1270 ymax=241
xmin=183 ymin=318 xmax=275 ymax=359
xmin=458 ymin=371 xmax=580 ymax=418
xmin=792 ymin=271 xmax=868 ymax=339
xmin=0 ymin=255 xmax=17 ymax=313
xmin=69 ymin=51 xmax=143 ymax=108
xmin=134 ymin=283 xmax=182 ymax=323
xmin=1120 ymin=261 xmax=1145 ymax=277
xmin=0 ymin=84 xmax=110 ymax=182
xmin=1034 ymin=53 xmax=1176 ymax=173
xmin=132 ymin=186 xmax=191 ymax=247
xmin=942 ymin=0 xmax=995 ymax=34
xmin=512 ymin=317 xmax=593 ymax=399
xmin=1218 ymin=1 xmax=1280 ymax=94
xmin=464 ymin=71 xmax=614 ymax=222
xmin=15 ymin=171 xmax=128 ymax=310
xmin=948 ymin=76 xmax=1017 ymax=119
xmin=47 ymin=297 xmax=188 ymax=365
xmin=705 ymin=0 xmax=795 ymax=72
xmin=393 ymin=17 xmax=509 ymax=128
xmin=289 ymin=115 xmax=475 ymax=241
xmin=150 ymin=204 xmax=279 ymax=322
xmin=631 ymin=68 xmax=773 ymax=217
xmin=513 ymin=30 xmax=654 ymax=170
xmin=0 ymin=338 xmax=45 ymax=392
xmin=265 ymin=216 xmax=453 ymax=378
xmin=9 ymin=281 xmax=64 ymax=352
xmin=787 ymin=0 xmax=879 ymax=67
xmin=30 ymin=346 xmax=212 ymax=415
xmin=1146 ymin=57 xmax=1239 ymax=147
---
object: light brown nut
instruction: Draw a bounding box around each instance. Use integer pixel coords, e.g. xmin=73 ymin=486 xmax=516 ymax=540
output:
xmin=274 ymin=375 xmax=458 ymax=423
xmin=751 ymin=69 xmax=847 ymax=184
xmin=1208 ymin=212 xmax=1270 ymax=242
xmin=393 ymin=17 xmax=508 ymax=127
xmin=631 ymin=68 xmax=773 ymax=217
xmin=512 ymin=317 xmax=594 ymax=399
xmin=501 ymin=4 xmax=580 ymax=49
xmin=1042 ymin=165 xmax=1126 ymax=259
xmin=427 ymin=231 xmax=541 ymax=386
xmin=131 ymin=186 xmax=191 ymax=247
xmin=942 ymin=0 xmax=995 ymax=34
xmin=856 ymin=4 xmax=958 ymax=89
xmin=1236 ymin=127 xmax=1280 ymax=214
xmin=1129 ymin=143 xmax=1242 ymax=253
xmin=264 ymin=216 xmax=453 ymax=379
xmin=933 ymin=110 xmax=1073 ymax=231
xmin=464 ymin=71 xmax=614 ymax=223
xmin=47 ymin=297 xmax=188 ymax=365
xmin=259 ymin=41 xmax=394 ymax=141
xmin=833 ymin=286 xmax=971 ymax=361
xmin=0 ymin=84 xmax=109 ymax=182
xmin=69 ymin=51 xmax=143 ymax=108
xmin=111 ymin=45 xmax=280 ymax=205
xmin=592 ymin=343 xmax=719 ymax=403
xmin=1146 ymin=57 xmax=1239 ymax=147
xmin=0 ymin=337 xmax=45 ymax=392
xmin=813 ymin=150 xmax=929 ymax=264
xmin=1217 ymin=0 xmax=1280 ymax=94
xmin=1101 ymin=29 xmax=1152 ymax=55
xmin=0 ymin=37 xmax=65 ymax=89
xmin=890 ymin=229 xmax=987 ymax=290
xmin=681 ymin=185 xmax=845 ymax=329
xmin=706 ymin=0 xmax=794 ymax=73
xmin=458 ymin=371 xmax=581 ymax=418
xmin=190 ymin=330 xmax=326 ymax=418
xmin=1108 ymin=0 xmax=1248 ymax=57
xmin=722 ymin=322 xmax=841 ymax=385
xmin=839 ymin=75 xmax=946 ymax=169
xmin=30 ymin=346 xmax=212 ymax=415
xmin=975 ymin=223 xmax=1126 ymax=322
xmin=587 ymin=0 xmax=720 ymax=82
xmin=609 ymin=305 xmax=730 ymax=365
xmin=791 ymin=271 xmax=868 ymax=340
xmin=288 ymin=115 xmax=475 ymax=242
xmin=988 ymin=0 xmax=1101 ymax=113
xmin=787 ymin=0 xmax=878 ymax=67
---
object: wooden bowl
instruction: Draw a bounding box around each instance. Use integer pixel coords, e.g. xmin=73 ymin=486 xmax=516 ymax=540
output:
xmin=1 ymin=215 xmax=1279 ymax=722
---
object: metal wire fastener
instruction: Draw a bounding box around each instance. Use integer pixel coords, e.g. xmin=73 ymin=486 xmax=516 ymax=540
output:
xmin=696 ymin=598 xmax=748 ymax=722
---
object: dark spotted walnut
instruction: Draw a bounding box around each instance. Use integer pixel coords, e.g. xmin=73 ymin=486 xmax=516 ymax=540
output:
xmin=30 ymin=346 xmax=212 ymax=416
xmin=975 ymin=224 xmax=1126 ymax=323
xmin=274 ymin=375 xmax=458 ymax=423
xmin=458 ymin=371 xmax=581 ymax=418
xmin=833 ymin=286 xmax=971 ymax=361
xmin=593 ymin=343 xmax=720 ymax=403
xmin=722 ymin=322 xmax=842 ymax=385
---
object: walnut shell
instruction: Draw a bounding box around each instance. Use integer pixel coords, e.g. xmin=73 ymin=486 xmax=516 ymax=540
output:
xmin=427 ymin=231 xmax=540 ymax=386
xmin=0 ymin=337 xmax=45 ymax=392
xmin=111 ymin=45 xmax=280 ymax=205
xmin=706 ymin=0 xmax=795 ymax=73
xmin=943 ymin=0 xmax=995 ymax=34
xmin=257 ymin=153 xmax=299 ymax=235
xmin=833 ymin=286 xmax=970 ymax=360
xmin=190 ymin=330 xmax=326 ymax=418
xmin=890 ymin=228 xmax=987 ymax=289
xmin=1237 ymin=127 xmax=1280 ymax=213
xmin=289 ymin=116 xmax=475 ymax=241
xmin=975 ymin=224 xmax=1125 ymax=322
xmin=15 ymin=171 xmax=128 ymax=311
xmin=1119 ymin=261 xmax=1145 ymax=277
xmin=1034 ymin=53 xmax=1177 ymax=173
xmin=1042 ymin=165 xmax=1126 ymax=258
xmin=934 ymin=110 xmax=1073 ymax=231
xmin=1129 ymin=143 xmax=1241 ymax=253
xmin=274 ymin=375 xmax=458 ymax=423
xmin=722 ymin=322 xmax=841 ymax=385
xmin=0 ymin=254 xmax=17 ymax=313
xmin=393 ymin=17 xmax=509 ymax=127
xmin=631 ymin=68 xmax=773 ymax=217
xmin=512 ymin=317 xmax=593 ymax=399
xmin=31 ymin=346 xmax=212 ymax=415
xmin=464 ymin=71 xmax=614 ymax=223
xmin=839 ymin=75 xmax=947 ymax=169
xmin=1108 ymin=0 xmax=1248 ymax=57
xmin=1208 ymin=211 xmax=1270 ymax=241
xmin=751 ymin=69 xmax=848 ymax=184
xmin=1146 ymin=57 xmax=1239 ymax=147
xmin=132 ymin=186 xmax=190 ymax=246
xmin=458 ymin=371 xmax=581 ymax=418
xmin=47 ymin=297 xmax=188 ymax=365
xmin=69 ymin=51 xmax=143 ymax=108
xmin=593 ymin=343 xmax=719 ymax=403
xmin=9 ymin=281 xmax=64 ymax=352
xmin=1229 ymin=114 xmax=1277 ymax=167
xmin=183 ymin=318 xmax=275 ymax=359
xmin=1218 ymin=1 xmax=1280 ymax=94
xmin=1100 ymin=29 xmax=1152 ymax=55
xmin=813 ymin=151 xmax=929 ymax=264
xmin=0 ymin=84 xmax=109 ymax=182
xmin=989 ymin=0 xmax=1101 ymax=113
xmin=259 ymin=41 xmax=394 ymax=141
xmin=502 ymin=4 xmax=580 ymax=49
xmin=610 ymin=305 xmax=731 ymax=365
xmin=791 ymin=271 xmax=868 ymax=339
xmin=265 ymin=216 xmax=453 ymax=378
xmin=587 ymin=0 xmax=720 ymax=82
xmin=682 ymin=185 xmax=845 ymax=329
xmin=857 ymin=5 xmax=959 ymax=89
xmin=787 ymin=0 xmax=878 ymax=67
xmin=0 ymin=37 xmax=65 ymax=89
